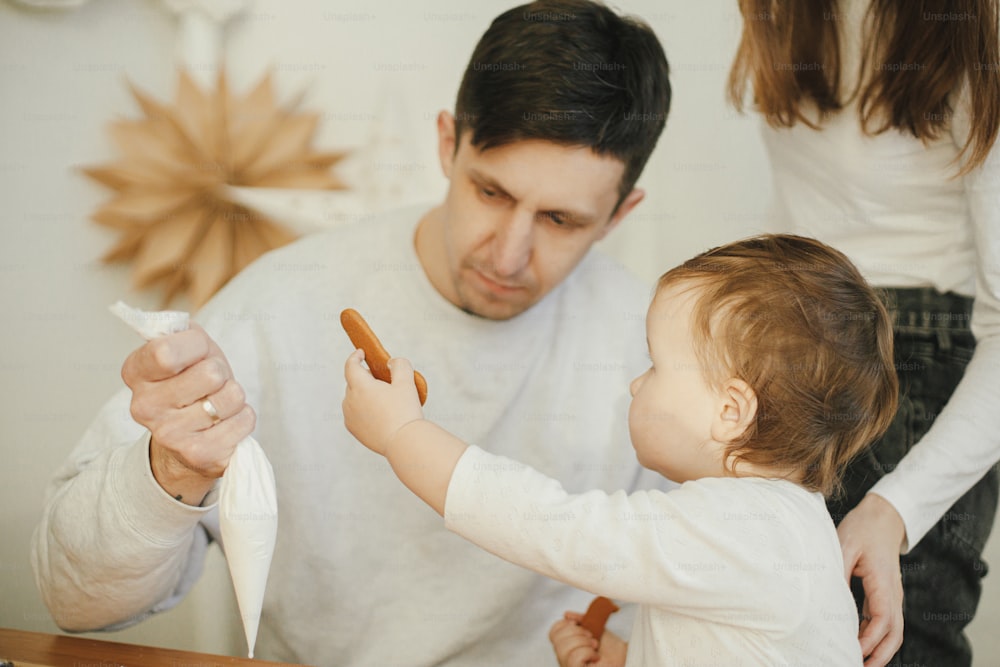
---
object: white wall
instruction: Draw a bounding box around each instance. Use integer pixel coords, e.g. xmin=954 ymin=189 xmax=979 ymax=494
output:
xmin=0 ymin=0 xmax=996 ymax=662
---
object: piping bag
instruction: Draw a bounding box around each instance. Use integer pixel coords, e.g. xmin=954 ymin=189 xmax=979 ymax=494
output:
xmin=110 ymin=301 xmax=278 ymax=658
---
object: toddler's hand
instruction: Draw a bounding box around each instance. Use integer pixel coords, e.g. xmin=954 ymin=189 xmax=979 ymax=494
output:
xmin=550 ymin=611 xmax=627 ymax=667
xmin=343 ymin=349 xmax=424 ymax=456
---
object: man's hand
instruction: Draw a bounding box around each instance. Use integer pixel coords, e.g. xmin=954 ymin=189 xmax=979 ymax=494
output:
xmin=343 ymin=350 xmax=424 ymax=456
xmin=121 ymin=323 xmax=255 ymax=505
xmin=550 ymin=611 xmax=627 ymax=667
xmin=837 ymin=493 xmax=906 ymax=667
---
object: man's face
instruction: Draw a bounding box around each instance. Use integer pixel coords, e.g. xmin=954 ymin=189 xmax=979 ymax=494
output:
xmin=416 ymin=112 xmax=644 ymax=321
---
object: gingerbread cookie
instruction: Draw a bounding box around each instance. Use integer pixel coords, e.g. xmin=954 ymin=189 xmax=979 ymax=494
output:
xmin=579 ymin=596 xmax=619 ymax=640
xmin=341 ymin=308 xmax=428 ymax=405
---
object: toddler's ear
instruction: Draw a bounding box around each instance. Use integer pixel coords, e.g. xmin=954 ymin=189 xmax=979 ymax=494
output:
xmin=712 ymin=378 xmax=757 ymax=443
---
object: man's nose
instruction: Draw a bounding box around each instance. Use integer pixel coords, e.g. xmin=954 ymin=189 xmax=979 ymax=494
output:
xmin=491 ymin=210 xmax=534 ymax=278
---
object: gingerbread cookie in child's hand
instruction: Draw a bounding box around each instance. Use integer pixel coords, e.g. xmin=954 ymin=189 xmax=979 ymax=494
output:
xmin=340 ymin=308 xmax=428 ymax=405
xmin=579 ymin=596 xmax=620 ymax=640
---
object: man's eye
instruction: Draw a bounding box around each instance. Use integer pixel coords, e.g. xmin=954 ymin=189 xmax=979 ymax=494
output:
xmin=547 ymin=212 xmax=566 ymax=225
xmin=481 ymin=187 xmax=497 ymax=198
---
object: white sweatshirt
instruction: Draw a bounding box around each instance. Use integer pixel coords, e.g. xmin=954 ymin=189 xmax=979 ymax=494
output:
xmin=760 ymin=0 xmax=1000 ymax=549
xmin=446 ymin=446 xmax=864 ymax=666
xmin=31 ymin=206 xmax=664 ymax=666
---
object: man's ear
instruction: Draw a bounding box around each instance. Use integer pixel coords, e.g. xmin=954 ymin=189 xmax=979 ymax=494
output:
xmin=711 ymin=378 xmax=758 ymax=444
xmin=597 ymin=188 xmax=645 ymax=240
xmin=436 ymin=110 xmax=457 ymax=179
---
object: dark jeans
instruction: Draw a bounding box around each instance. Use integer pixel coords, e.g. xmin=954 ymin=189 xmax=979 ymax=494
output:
xmin=828 ymin=287 xmax=999 ymax=667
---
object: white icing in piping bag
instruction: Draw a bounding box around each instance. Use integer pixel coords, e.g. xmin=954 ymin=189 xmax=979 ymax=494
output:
xmin=109 ymin=301 xmax=278 ymax=658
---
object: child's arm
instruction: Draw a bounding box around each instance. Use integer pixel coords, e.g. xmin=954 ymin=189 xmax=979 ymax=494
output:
xmin=345 ymin=351 xmax=661 ymax=605
xmin=344 ymin=349 xmax=805 ymax=633
xmin=342 ymin=350 xmax=464 ymax=515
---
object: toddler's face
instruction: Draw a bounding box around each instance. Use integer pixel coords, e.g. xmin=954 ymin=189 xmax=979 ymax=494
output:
xmin=628 ymin=285 xmax=727 ymax=483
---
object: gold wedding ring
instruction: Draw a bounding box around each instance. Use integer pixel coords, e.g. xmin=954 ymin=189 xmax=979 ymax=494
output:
xmin=201 ymin=398 xmax=221 ymax=425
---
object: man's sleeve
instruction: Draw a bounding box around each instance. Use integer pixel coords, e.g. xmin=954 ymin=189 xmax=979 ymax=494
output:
xmin=30 ymin=388 xmax=216 ymax=631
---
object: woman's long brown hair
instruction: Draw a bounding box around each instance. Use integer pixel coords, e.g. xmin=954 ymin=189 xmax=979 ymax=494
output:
xmin=728 ymin=0 xmax=1000 ymax=173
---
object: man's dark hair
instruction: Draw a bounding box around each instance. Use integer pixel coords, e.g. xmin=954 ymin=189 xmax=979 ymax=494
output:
xmin=454 ymin=0 xmax=671 ymax=204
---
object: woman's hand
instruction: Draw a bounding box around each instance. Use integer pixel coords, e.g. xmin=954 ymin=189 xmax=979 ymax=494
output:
xmin=550 ymin=611 xmax=627 ymax=667
xmin=837 ymin=493 xmax=907 ymax=667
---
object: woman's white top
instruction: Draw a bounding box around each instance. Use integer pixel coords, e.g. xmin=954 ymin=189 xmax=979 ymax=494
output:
xmin=759 ymin=0 xmax=1000 ymax=549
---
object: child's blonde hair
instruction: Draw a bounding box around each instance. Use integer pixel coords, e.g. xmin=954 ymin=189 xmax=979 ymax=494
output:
xmin=659 ymin=235 xmax=898 ymax=496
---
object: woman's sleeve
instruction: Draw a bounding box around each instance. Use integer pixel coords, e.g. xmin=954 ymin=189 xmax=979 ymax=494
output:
xmin=868 ymin=80 xmax=1000 ymax=551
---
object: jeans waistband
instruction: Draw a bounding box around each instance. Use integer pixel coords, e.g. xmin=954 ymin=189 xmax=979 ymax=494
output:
xmin=879 ymin=287 xmax=973 ymax=332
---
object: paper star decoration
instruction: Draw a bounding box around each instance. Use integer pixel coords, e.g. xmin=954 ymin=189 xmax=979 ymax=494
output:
xmin=84 ymin=69 xmax=348 ymax=307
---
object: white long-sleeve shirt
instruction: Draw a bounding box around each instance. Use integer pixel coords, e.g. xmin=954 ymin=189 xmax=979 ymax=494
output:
xmin=760 ymin=0 xmax=1000 ymax=549
xmin=445 ymin=446 xmax=864 ymax=666
xmin=32 ymin=206 xmax=664 ymax=666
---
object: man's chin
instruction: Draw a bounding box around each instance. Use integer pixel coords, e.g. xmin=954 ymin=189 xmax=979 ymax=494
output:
xmin=458 ymin=289 xmax=537 ymax=321
xmin=461 ymin=301 xmax=530 ymax=321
